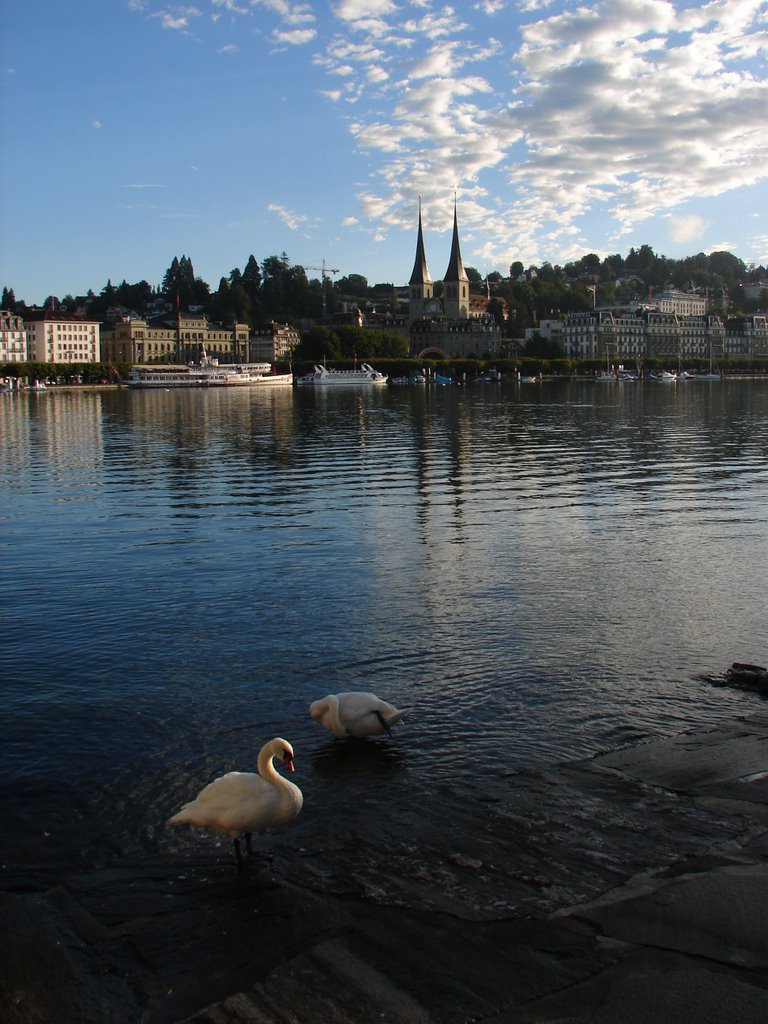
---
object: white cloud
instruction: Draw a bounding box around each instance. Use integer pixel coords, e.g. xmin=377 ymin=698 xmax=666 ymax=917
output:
xmin=268 ymin=202 xmax=307 ymax=230
xmin=154 ymin=7 xmax=204 ymax=32
xmin=333 ymin=0 xmax=398 ymax=22
xmin=667 ymin=214 xmax=707 ymax=244
xmin=272 ymin=27 xmax=316 ymax=44
xmin=132 ymin=0 xmax=768 ymax=270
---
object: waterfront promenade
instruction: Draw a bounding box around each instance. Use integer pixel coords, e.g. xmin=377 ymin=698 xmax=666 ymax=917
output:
xmin=2 ymin=711 xmax=767 ymax=1023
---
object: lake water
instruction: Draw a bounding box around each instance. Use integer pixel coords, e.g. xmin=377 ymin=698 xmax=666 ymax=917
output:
xmin=2 ymin=378 xmax=767 ymax=870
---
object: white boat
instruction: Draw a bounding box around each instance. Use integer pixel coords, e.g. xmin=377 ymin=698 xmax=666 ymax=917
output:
xmin=698 ymin=348 xmax=722 ymax=380
xmin=125 ymin=355 xmax=292 ymax=389
xmin=651 ymin=371 xmax=677 ymax=382
xmin=295 ymin=363 xmax=388 ymax=386
xmin=25 ymin=381 xmax=48 ymax=392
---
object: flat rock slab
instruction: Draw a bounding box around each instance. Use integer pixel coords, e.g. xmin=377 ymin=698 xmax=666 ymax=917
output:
xmin=574 ymin=862 xmax=768 ymax=968
xmin=3 ymin=715 xmax=768 ymax=1024
xmin=594 ymin=713 xmax=768 ymax=801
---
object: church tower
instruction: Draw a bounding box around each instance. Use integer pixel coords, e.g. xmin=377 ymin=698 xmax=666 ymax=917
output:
xmin=441 ymin=198 xmax=469 ymax=320
xmin=408 ymin=198 xmax=433 ymax=324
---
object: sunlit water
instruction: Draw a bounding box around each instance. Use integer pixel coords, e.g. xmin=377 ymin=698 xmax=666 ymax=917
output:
xmin=2 ymin=378 xmax=767 ymax=867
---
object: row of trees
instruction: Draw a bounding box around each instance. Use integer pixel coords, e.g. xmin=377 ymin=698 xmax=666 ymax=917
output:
xmin=3 ymin=246 xmax=766 ymax=343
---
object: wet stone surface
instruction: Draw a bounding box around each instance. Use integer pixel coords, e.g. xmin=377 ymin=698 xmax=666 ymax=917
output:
xmin=2 ymin=714 xmax=768 ymax=1023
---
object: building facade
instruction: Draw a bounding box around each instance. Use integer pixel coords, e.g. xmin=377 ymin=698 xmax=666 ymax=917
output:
xmin=249 ymin=322 xmax=301 ymax=362
xmin=0 ymin=310 xmax=28 ymax=362
xmin=559 ymin=309 xmax=738 ymax=362
xmin=25 ymin=311 xmax=101 ymax=363
xmin=100 ymin=314 xmax=250 ymax=365
xmin=407 ymin=201 xmax=501 ymax=358
xmin=653 ymin=290 xmax=707 ymax=316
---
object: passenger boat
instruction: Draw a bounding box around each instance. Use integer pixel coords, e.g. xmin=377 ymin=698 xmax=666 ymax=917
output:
xmin=295 ymin=363 xmax=388 ymax=386
xmin=124 ymin=353 xmax=293 ymax=389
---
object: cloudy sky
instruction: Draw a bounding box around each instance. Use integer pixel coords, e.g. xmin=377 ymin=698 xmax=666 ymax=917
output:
xmin=2 ymin=0 xmax=767 ymax=303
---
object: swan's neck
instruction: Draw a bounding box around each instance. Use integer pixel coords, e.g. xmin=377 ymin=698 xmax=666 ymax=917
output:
xmin=257 ymin=747 xmax=290 ymax=795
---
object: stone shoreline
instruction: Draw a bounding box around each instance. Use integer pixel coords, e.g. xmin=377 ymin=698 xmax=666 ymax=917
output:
xmin=2 ymin=713 xmax=768 ymax=1023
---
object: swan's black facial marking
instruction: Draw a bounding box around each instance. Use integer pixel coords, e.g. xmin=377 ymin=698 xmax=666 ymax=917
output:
xmin=282 ymin=749 xmax=296 ymax=772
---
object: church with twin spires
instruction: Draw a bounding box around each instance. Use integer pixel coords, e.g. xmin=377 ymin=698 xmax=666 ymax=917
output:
xmin=407 ymin=199 xmax=502 ymax=358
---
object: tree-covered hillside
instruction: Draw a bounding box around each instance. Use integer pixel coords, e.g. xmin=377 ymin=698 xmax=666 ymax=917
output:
xmin=2 ymin=245 xmax=766 ymax=338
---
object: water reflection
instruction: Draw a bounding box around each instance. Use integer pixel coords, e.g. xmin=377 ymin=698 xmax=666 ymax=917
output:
xmin=311 ymin=738 xmax=408 ymax=779
xmin=1 ymin=380 xmax=767 ymax=869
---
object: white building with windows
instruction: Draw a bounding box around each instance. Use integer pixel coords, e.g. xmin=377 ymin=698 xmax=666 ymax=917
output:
xmin=0 ymin=310 xmax=27 ymax=362
xmin=25 ymin=311 xmax=101 ymax=363
xmin=560 ymin=309 xmax=725 ymax=362
xmin=654 ymin=290 xmax=707 ymax=316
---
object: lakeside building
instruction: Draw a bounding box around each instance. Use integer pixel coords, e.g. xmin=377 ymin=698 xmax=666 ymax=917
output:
xmin=724 ymin=315 xmax=768 ymax=357
xmin=557 ymin=309 xmax=768 ymax=363
xmin=0 ymin=310 xmax=27 ymax=362
xmin=249 ymin=322 xmax=301 ymax=362
xmin=25 ymin=310 xmax=101 ymax=364
xmin=407 ymin=201 xmax=503 ymax=358
xmin=100 ymin=314 xmax=251 ymax=365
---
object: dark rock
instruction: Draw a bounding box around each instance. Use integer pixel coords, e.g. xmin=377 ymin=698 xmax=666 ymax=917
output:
xmin=3 ymin=714 xmax=768 ymax=1024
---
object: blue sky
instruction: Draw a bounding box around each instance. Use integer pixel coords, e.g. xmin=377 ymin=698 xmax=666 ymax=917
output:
xmin=2 ymin=0 xmax=767 ymax=305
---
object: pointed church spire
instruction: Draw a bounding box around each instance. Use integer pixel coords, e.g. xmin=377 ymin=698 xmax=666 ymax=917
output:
xmin=443 ymin=195 xmax=468 ymax=284
xmin=409 ymin=196 xmax=432 ymax=286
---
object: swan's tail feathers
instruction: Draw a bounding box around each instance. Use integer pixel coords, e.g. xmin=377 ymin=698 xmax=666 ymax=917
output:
xmin=386 ymin=709 xmax=409 ymax=727
xmin=167 ymin=804 xmax=195 ymax=826
xmin=374 ymin=708 xmax=409 ymax=734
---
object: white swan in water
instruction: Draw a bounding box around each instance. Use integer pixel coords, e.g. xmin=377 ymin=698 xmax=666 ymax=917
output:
xmin=168 ymin=737 xmax=303 ymax=863
xmin=309 ymin=692 xmax=408 ymax=739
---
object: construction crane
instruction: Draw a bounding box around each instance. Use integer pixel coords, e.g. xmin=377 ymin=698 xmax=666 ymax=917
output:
xmin=298 ymin=258 xmax=340 ymax=319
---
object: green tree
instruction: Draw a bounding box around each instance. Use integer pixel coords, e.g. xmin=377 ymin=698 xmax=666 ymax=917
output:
xmin=115 ymin=279 xmax=153 ymax=313
xmin=242 ymin=255 xmax=262 ymax=302
xmin=707 ymin=251 xmax=745 ymax=289
xmin=162 ymin=255 xmax=204 ymax=308
xmin=295 ymin=325 xmax=341 ymax=360
xmin=335 ymin=273 xmax=368 ymax=298
xmin=510 ymin=261 xmax=524 ymax=279
xmin=261 ymin=254 xmax=290 ymax=317
xmin=208 ymin=278 xmax=251 ymax=324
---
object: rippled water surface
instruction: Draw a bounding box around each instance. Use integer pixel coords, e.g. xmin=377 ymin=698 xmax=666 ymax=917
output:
xmin=2 ymin=379 xmax=767 ymax=865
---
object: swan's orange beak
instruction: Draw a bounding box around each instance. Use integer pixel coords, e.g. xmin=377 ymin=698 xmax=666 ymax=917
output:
xmin=283 ymin=752 xmax=296 ymax=772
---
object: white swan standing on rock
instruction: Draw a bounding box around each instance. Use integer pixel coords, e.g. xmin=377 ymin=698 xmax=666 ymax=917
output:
xmin=168 ymin=737 xmax=303 ymax=863
xmin=309 ymin=692 xmax=408 ymax=739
